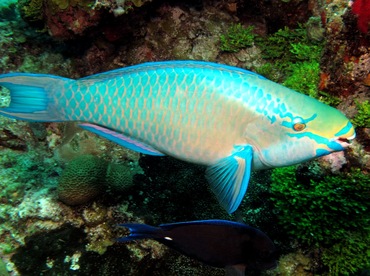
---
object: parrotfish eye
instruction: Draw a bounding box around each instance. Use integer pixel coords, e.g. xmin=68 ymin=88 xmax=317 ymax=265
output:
xmin=292 ymin=117 xmax=306 ymax=132
xmin=293 ymin=123 xmax=306 ymax=131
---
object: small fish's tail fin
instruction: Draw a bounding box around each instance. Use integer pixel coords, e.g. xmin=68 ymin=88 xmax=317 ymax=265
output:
xmin=118 ymin=223 xmax=161 ymax=242
xmin=0 ymin=73 xmax=72 ymax=121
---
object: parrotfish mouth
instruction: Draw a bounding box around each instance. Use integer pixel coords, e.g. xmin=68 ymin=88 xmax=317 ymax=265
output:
xmin=333 ymin=133 xmax=356 ymax=149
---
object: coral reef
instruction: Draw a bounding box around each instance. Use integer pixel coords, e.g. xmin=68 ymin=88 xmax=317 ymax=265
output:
xmin=0 ymin=0 xmax=369 ymax=275
xmin=43 ymin=0 xmax=101 ymax=39
xmin=18 ymin=0 xmax=154 ymax=39
xmin=320 ymin=0 xmax=370 ymax=107
xmin=273 ymin=251 xmax=312 ymax=275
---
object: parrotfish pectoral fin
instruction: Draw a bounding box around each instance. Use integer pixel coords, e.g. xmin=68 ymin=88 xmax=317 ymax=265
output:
xmin=206 ymin=145 xmax=253 ymax=214
xmin=0 ymin=73 xmax=71 ymax=121
xmin=117 ymin=223 xmax=160 ymax=242
xmin=79 ymin=123 xmax=165 ymax=156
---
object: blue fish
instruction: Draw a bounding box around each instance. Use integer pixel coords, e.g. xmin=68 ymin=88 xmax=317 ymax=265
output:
xmin=0 ymin=61 xmax=356 ymax=213
xmin=119 ymin=219 xmax=277 ymax=274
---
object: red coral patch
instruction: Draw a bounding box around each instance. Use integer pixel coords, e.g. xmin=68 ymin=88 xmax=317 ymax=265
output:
xmin=352 ymin=0 xmax=370 ymax=33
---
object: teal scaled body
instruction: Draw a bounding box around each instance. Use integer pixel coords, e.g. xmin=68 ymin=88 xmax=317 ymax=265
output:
xmin=0 ymin=61 xmax=355 ymax=213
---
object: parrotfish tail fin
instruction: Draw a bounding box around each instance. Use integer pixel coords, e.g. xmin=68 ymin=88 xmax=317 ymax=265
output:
xmin=117 ymin=223 xmax=161 ymax=242
xmin=206 ymin=145 xmax=253 ymax=214
xmin=0 ymin=73 xmax=71 ymax=121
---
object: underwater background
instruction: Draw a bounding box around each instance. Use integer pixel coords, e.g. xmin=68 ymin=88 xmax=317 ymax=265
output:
xmin=0 ymin=0 xmax=369 ymax=275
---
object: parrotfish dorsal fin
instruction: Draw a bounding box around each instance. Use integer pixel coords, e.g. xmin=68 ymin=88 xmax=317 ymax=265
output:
xmin=206 ymin=145 xmax=253 ymax=214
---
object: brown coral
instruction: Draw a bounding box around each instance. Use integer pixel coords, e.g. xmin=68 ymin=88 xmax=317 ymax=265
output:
xmin=105 ymin=163 xmax=137 ymax=194
xmin=57 ymin=155 xmax=108 ymax=205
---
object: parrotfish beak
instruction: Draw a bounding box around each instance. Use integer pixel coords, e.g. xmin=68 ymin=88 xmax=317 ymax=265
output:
xmin=333 ymin=121 xmax=356 ymax=150
xmin=316 ymin=121 xmax=355 ymax=157
xmin=333 ymin=133 xmax=356 ymax=149
xmin=331 ymin=121 xmax=356 ymax=151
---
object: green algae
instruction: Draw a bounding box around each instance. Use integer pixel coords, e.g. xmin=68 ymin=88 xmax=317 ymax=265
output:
xmin=352 ymin=100 xmax=370 ymax=128
xmin=220 ymin=23 xmax=256 ymax=53
xmin=322 ymin=231 xmax=370 ymax=276
xmin=270 ymin=166 xmax=370 ymax=275
xmin=252 ymin=24 xmax=343 ymax=105
xmin=52 ymin=0 xmax=69 ymax=10
xmin=50 ymin=0 xmax=94 ymax=10
xmin=0 ymin=257 xmax=9 ymax=276
xmin=45 ymin=0 xmax=95 ymax=17
xmin=282 ymin=61 xmax=320 ymax=98
xmin=219 ymin=22 xmax=327 ymax=101
xmin=271 ymin=166 xmax=370 ymax=246
xmin=18 ymin=0 xmax=43 ymax=23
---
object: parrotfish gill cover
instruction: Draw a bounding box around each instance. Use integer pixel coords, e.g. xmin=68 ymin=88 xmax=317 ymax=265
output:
xmin=0 ymin=61 xmax=356 ymax=213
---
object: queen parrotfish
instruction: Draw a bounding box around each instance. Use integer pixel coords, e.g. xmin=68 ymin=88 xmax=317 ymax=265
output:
xmin=119 ymin=219 xmax=277 ymax=275
xmin=0 ymin=61 xmax=355 ymax=213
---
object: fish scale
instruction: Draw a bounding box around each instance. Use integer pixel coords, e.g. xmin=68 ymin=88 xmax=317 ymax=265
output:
xmin=60 ymin=67 xmax=242 ymax=163
xmin=0 ymin=60 xmax=355 ymax=213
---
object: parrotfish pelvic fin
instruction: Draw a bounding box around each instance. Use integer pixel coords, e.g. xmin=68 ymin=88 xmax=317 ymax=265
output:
xmin=206 ymin=145 xmax=253 ymax=214
xmin=0 ymin=73 xmax=71 ymax=122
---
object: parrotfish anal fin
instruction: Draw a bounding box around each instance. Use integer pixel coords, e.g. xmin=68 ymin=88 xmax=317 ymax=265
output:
xmin=206 ymin=145 xmax=253 ymax=214
xmin=79 ymin=123 xmax=165 ymax=156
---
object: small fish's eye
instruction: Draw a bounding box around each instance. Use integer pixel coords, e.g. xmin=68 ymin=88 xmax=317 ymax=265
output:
xmin=293 ymin=123 xmax=306 ymax=131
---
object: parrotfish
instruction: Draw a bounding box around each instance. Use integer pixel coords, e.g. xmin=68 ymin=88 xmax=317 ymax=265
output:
xmin=119 ymin=219 xmax=277 ymax=275
xmin=0 ymin=61 xmax=355 ymax=213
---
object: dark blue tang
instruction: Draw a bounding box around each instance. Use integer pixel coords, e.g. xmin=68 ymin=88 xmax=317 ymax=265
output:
xmin=118 ymin=219 xmax=277 ymax=274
